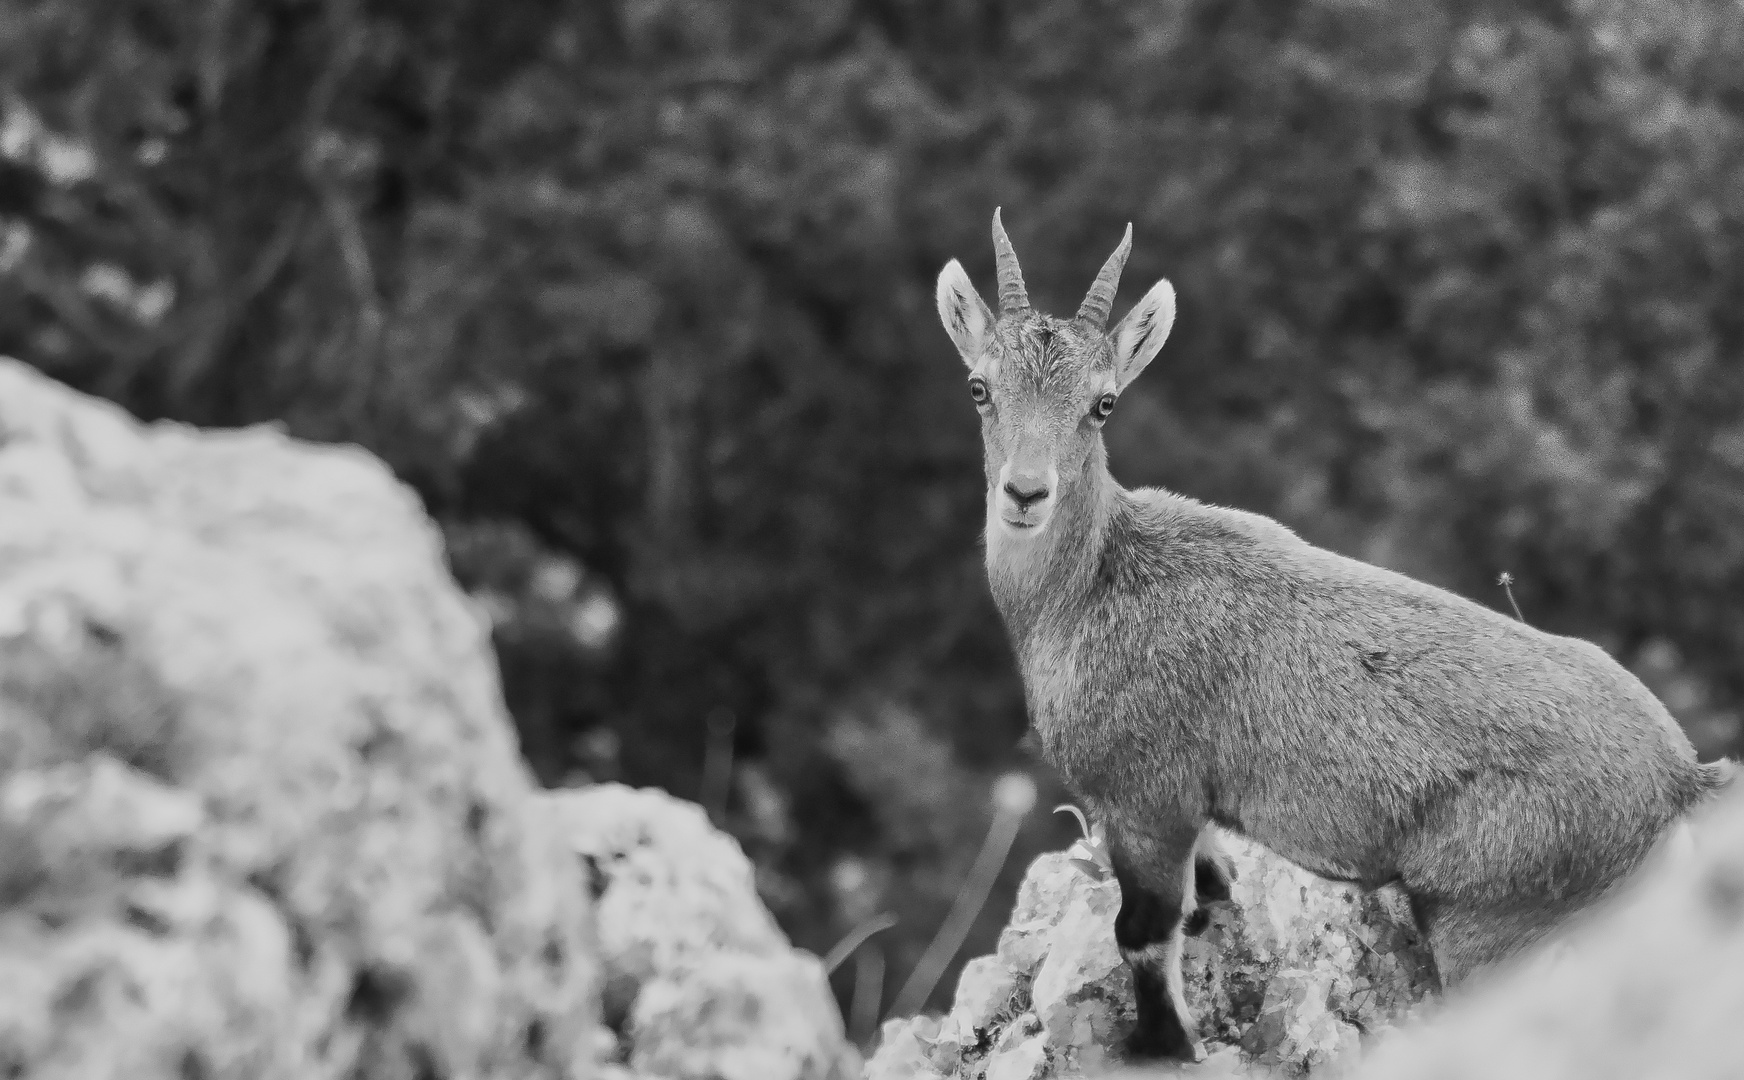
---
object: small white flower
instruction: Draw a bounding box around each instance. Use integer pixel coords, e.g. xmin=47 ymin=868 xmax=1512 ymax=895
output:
xmin=528 ymin=557 xmax=581 ymax=603
xmin=133 ymin=280 xmax=176 ymax=324
xmin=566 ymin=592 xmax=619 ymax=651
xmin=992 ymin=772 xmax=1037 ymax=817
xmin=830 ymin=856 xmax=870 ymax=897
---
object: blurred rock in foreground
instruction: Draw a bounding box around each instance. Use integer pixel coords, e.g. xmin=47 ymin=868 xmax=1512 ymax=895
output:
xmin=546 ymin=783 xmax=859 ymax=1080
xmin=1338 ymin=783 xmax=1744 ymax=1080
xmin=0 ymin=358 xmax=604 ymax=1079
xmin=866 ymin=832 xmax=1437 ymax=1080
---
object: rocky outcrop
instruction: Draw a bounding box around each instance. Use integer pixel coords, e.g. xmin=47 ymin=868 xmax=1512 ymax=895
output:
xmin=866 ymin=784 xmax=1744 ymax=1080
xmin=866 ymin=831 xmax=1437 ymax=1080
xmin=546 ymin=784 xmax=859 ymax=1080
xmin=0 ymin=358 xmax=603 ymax=1079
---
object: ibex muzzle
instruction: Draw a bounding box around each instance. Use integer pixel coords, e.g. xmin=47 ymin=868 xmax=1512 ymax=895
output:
xmin=934 ymin=209 xmax=1736 ymax=1064
xmin=1001 ymin=467 xmax=1051 ymax=517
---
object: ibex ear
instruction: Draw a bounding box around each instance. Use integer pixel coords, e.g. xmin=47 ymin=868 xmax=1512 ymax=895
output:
xmin=1109 ymin=278 xmax=1176 ymax=389
xmin=936 ymin=259 xmax=994 ymax=369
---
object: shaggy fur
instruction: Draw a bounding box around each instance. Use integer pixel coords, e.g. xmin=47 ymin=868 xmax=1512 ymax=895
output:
xmin=935 ymin=213 xmax=1736 ymax=1062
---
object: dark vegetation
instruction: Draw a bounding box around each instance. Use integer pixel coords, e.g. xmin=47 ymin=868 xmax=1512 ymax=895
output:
xmin=3 ymin=0 xmax=1742 ymax=1025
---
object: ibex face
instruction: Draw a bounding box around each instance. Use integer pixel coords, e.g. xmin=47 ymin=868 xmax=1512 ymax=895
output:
xmin=935 ymin=210 xmax=1177 ymax=537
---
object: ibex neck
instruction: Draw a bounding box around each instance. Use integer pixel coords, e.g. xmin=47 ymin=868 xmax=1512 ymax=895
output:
xmin=984 ymin=443 xmax=1119 ymax=646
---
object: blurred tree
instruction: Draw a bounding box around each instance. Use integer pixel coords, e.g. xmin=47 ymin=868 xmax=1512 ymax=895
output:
xmin=4 ymin=0 xmax=1742 ymax=1023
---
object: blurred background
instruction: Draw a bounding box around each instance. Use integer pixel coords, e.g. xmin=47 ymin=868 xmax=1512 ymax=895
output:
xmin=3 ymin=0 xmax=1742 ymax=1040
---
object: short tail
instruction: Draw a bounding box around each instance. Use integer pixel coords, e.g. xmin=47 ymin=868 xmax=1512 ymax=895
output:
xmin=1658 ymin=759 xmax=1740 ymax=869
xmin=1699 ymin=757 xmax=1738 ymax=799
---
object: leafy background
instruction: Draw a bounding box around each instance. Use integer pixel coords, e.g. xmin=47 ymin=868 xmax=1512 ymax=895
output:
xmin=4 ymin=0 xmax=1741 ymax=1041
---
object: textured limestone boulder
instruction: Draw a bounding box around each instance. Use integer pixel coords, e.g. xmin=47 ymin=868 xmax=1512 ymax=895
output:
xmin=866 ymin=832 xmax=1436 ymax=1080
xmin=0 ymin=359 xmax=602 ymax=1079
xmin=544 ymin=783 xmax=859 ymax=1080
xmin=1341 ymin=785 xmax=1744 ymax=1080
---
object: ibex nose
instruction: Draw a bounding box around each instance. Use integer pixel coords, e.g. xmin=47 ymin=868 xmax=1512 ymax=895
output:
xmin=1004 ymin=474 xmax=1050 ymax=509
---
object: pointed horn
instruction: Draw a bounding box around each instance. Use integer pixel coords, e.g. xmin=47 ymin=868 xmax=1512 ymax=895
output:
xmin=1076 ymin=222 xmax=1133 ymax=331
xmin=991 ymin=207 xmax=1029 ymax=316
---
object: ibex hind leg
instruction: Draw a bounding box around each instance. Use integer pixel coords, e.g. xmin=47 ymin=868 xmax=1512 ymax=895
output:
xmin=1414 ymin=896 xmax=1571 ymax=989
xmin=1402 ymin=774 xmax=1646 ymax=988
xmin=1110 ymin=823 xmax=1205 ymax=1062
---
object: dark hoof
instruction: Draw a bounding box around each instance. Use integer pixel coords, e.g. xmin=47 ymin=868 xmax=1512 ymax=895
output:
xmin=1183 ymin=908 xmax=1211 ymax=936
xmin=1121 ymin=1028 xmax=1206 ymax=1064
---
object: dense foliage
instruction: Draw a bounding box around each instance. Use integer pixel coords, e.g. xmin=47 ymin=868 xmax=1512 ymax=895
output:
xmin=5 ymin=0 xmax=1742 ymax=1029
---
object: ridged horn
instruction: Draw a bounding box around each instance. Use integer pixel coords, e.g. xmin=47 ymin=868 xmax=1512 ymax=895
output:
xmin=991 ymin=207 xmax=1029 ymax=316
xmin=1076 ymin=222 xmax=1133 ymax=331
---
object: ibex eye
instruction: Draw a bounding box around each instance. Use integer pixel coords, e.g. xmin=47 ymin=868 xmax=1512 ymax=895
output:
xmin=969 ymin=377 xmax=989 ymax=404
xmin=1095 ymin=393 xmax=1117 ymax=419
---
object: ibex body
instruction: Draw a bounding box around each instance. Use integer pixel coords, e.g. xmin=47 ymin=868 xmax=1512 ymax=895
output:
xmin=936 ymin=211 xmax=1735 ymax=1061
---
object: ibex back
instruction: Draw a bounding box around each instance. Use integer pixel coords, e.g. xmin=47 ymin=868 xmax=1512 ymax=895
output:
xmin=935 ymin=210 xmax=1736 ymax=1062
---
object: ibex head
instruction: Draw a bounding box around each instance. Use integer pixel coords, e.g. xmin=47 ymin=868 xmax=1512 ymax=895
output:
xmin=936 ymin=210 xmax=1176 ymax=535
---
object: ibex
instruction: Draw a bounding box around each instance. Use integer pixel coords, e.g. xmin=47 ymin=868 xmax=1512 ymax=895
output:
xmin=935 ymin=210 xmax=1737 ymax=1061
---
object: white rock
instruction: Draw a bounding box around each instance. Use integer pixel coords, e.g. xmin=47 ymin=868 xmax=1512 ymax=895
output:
xmin=1344 ymin=786 xmax=1744 ymax=1080
xmin=629 ymin=951 xmax=853 ymax=1080
xmin=862 ymin=1016 xmax=949 ymax=1080
xmin=0 ymin=358 xmax=604 ymax=1079
xmin=984 ymin=1018 xmax=1048 ymax=1080
xmin=545 ymin=783 xmax=857 ymax=1080
xmin=951 ymin=955 xmax=1018 ymax=1032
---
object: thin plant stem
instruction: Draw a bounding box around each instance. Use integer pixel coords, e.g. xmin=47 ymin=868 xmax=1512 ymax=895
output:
xmin=824 ymin=911 xmax=898 ymax=974
xmin=1053 ymin=803 xmax=1091 ymax=837
xmin=1498 ymin=572 xmax=1525 ymax=623
xmin=887 ymin=807 xmax=1026 ymax=1019
xmin=850 ymin=943 xmax=887 ymax=1045
xmin=700 ymin=707 xmax=736 ymax=825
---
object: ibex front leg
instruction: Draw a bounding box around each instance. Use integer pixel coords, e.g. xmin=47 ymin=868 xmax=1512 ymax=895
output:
xmin=1110 ymin=819 xmax=1205 ymax=1062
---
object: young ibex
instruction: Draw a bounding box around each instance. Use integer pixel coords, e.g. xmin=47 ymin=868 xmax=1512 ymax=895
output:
xmin=936 ymin=211 xmax=1736 ymax=1061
